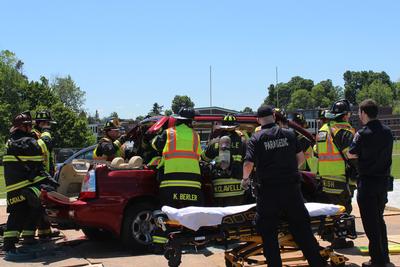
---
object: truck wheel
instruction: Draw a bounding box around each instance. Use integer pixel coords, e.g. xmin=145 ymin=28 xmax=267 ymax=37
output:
xmin=121 ymin=202 xmax=157 ymax=251
xmin=82 ymin=227 xmax=113 ymax=241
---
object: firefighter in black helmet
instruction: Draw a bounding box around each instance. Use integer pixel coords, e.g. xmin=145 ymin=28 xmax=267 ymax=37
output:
xmin=201 ymin=114 xmax=247 ymax=206
xmin=93 ymin=118 xmax=127 ymax=161
xmin=30 ymin=110 xmax=60 ymax=240
xmin=2 ymin=112 xmax=47 ymax=261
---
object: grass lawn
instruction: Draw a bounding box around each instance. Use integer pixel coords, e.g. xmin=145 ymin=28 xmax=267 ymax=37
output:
xmin=392 ymin=154 xmax=400 ymax=179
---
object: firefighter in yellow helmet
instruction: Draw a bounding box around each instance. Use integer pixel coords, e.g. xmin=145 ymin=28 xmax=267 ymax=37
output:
xmin=201 ymin=114 xmax=247 ymax=207
xmin=316 ymin=99 xmax=357 ymax=249
xmin=93 ymin=118 xmax=127 ymax=161
xmin=150 ymin=107 xmax=203 ymax=251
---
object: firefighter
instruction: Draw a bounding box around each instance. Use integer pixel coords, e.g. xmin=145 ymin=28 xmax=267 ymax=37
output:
xmin=2 ymin=112 xmax=47 ymax=260
xmin=150 ymin=107 xmax=203 ymax=250
xmin=30 ymin=110 xmax=60 ymax=240
xmin=201 ymin=114 xmax=247 ymax=207
xmin=93 ymin=118 xmax=127 ymax=161
xmin=292 ymin=112 xmax=313 ymax=171
xmin=315 ymin=99 xmax=357 ymax=249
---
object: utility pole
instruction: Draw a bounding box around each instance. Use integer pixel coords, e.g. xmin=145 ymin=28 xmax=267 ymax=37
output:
xmin=210 ymin=65 xmax=213 ymax=114
xmin=276 ymin=66 xmax=279 ymax=107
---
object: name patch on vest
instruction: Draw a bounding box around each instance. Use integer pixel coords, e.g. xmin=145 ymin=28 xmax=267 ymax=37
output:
xmin=7 ymin=195 xmax=26 ymax=206
xmin=214 ymin=184 xmax=242 ymax=193
xmin=173 ymin=193 xmax=198 ymax=201
xmin=264 ymin=138 xmax=288 ymax=150
xmin=318 ymin=132 xmax=327 ymax=142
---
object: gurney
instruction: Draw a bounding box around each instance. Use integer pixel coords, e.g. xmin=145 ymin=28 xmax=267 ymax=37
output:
xmin=154 ymin=203 xmax=357 ymax=267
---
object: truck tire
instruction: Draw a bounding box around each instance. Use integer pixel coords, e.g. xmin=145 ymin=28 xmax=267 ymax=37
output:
xmin=121 ymin=202 xmax=157 ymax=251
xmin=82 ymin=227 xmax=113 ymax=241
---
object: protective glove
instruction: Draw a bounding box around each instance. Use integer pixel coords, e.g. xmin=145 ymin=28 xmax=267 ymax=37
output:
xmin=241 ymin=178 xmax=250 ymax=190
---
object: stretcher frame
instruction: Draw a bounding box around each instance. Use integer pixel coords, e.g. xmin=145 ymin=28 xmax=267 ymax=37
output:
xmin=155 ymin=208 xmax=356 ymax=267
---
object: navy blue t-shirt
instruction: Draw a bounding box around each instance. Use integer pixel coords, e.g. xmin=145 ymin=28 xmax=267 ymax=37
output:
xmin=245 ymin=123 xmax=302 ymax=185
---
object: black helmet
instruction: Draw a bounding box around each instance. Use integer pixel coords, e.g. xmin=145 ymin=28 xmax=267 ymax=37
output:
xmin=292 ymin=112 xmax=308 ymax=128
xmin=326 ymin=99 xmax=351 ymax=119
xmin=103 ymin=118 xmax=121 ymax=131
xmin=173 ymin=107 xmax=195 ymax=120
xmin=273 ymin=108 xmax=288 ymax=123
xmin=35 ymin=110 xmax=56 ymax=124
xmin=10 ymin=111 xmax=33 ymax=132
xmin=220 ymin=114 xmax=239 ymax=129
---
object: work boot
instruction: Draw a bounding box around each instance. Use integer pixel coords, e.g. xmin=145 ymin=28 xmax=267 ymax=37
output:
xmin=329 ymin=238 xmax=354 ymax=249
xmin=38 ymin=229 xmax=61 ymax=240
xmin=4 ymin=248 xmax=35 ymax=262
xmin=21 ymin=236 xmax=38 ymax=246
xmin=361 ymin=261 xmax=387 ymax=267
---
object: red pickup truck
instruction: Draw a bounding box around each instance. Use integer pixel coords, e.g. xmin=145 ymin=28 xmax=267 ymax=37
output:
xmin=42 ymin=114 xmax=315 ymax=251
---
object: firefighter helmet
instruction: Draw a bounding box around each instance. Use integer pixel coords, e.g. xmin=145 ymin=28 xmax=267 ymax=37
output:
xmin=35 ymin=110 xmax=56 ymax=124
xmin=292 ymin=112 xmax=308 ymax=128
xmin=103 ymin=118 xmax=121 ymax=131
xmin=173 ymin=107 xmax=195 ymax=120
xmin=219 ymin=114 xmax=239 ymax=129
xmin=325 ymin=99 xmax=351 ymax=119
xmin=273 ymin=108 xmax=288 ymax=123
xmin=10 ymin=111 xmax=33 ymax=132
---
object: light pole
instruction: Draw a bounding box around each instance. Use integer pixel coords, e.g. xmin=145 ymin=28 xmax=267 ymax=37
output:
xmin=276 ymin=66 xmax=279 ymax=107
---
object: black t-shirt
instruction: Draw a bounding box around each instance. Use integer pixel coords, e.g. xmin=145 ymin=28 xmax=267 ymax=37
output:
xmin=245 ymin=123 xmax=302 ymax=185
xmin=349 ymin=119 xmax=393 ymax=179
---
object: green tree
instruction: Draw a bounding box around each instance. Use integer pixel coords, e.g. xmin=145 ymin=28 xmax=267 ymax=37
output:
xmin=51 ymin=102 xmax=96 ymax=147
xmin=287 ymin=89 xmax=314 ymax=110
xmin=241 ymin=107 xmax=253 ymax=113
xmin=264 ymin=83 xmax=292 ymax=108
xmin=109 ymin=111 xmax=119 ymax=118
xmin=148 ymin=102 xmax=163 ymax=116
xmin=356 ymin=80 xmax=394 ymax=107
xmin=344 ymin=70 xmax=393 ymax=105
xmin=171 ymin=95 xmax=195 ymax=114
xmin=287 ymin=76 xmax=314 ymax=92
xmin=164 ymin=109 xmax=173 ymax=116
xmin=51 ymin=75 xmax=86 ymax=112
xmin=310 ymin=84 xmax=330 ymax=108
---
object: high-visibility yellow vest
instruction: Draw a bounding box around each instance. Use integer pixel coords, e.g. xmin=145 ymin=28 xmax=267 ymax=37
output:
xmin=32 ymin=128 xmax=56 ymax=176
xmin=317 ymin=121 xmax=356 ymax=193
xmin=161 ymin=124 xmax=201 ymax=175
xmin=93 ymin=137 xmax=122 ymax=160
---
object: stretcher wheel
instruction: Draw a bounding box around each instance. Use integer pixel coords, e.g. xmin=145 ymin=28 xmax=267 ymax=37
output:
xmin=165 ymin=248 xmax=182 ymax=267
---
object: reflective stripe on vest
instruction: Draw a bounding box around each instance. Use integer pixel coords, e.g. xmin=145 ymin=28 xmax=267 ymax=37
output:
xmin=317 ymin=122 xmax=354 ymax=176
xmin=2 ymin=155 xmax=43 ymax=162
xmin=152 ymin=235 xmax=168 ymax=244
xmin=3 ymin=231 xmax=20 ymax=238
xmin=93 ymin=138 xmax=122 ymax=160
xmin=147 ymin=156 xmax=161 ymax=167
xmin=212 ymin=178 xmax=244 ymax=198
xmin=161 ymin=124 xmax=201 ymax=175
xmin=6 ymin=176 xmax=47 ymax=193
xmin=159 ymin=180 xmax=201 ymax=189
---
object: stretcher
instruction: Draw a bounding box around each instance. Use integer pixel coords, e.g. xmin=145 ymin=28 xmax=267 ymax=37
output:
xmin=154 ymin=203 xmax=357 ymax=267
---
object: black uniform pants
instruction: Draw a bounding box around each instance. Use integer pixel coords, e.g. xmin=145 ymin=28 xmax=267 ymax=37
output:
xmin=256 ymin=183 xmax=325 ymax=267
xmin=357 ymin=179 xmax=390 ymax=264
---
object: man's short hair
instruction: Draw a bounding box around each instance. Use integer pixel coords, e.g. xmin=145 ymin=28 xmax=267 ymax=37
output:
xmin=359 ymin=99 xmax=378 ymax=119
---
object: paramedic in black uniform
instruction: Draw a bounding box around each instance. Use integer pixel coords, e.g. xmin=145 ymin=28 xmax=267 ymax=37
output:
xmin=242 ymin=105 xmax=326 ymax=267
xmin=348 ymin=99 xmax=394 ymax=267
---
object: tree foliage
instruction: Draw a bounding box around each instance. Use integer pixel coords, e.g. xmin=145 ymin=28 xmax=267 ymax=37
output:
xmin=241 ymin=107 xmax=253 ymax=113
xmin=171 ymin=95 xmax=195 ymax=114
xmin=0 ymin=50 xmax=94 ymax=151
xmin=356 ymin=80 xmax=394 ymax=107
xmin=51 ymin=75 xmax=86 ymax=112
xmin=287 ymin=89 xmax=314 ymax=110
xmin=148 ymin=102 xmax=163 ymax=116
xmin=344 ymin=70 xmax=393 ymax=105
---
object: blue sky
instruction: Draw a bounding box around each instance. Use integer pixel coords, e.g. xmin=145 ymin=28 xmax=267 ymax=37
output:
xmin=1 ymin=1 xmax=399 ymax=119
